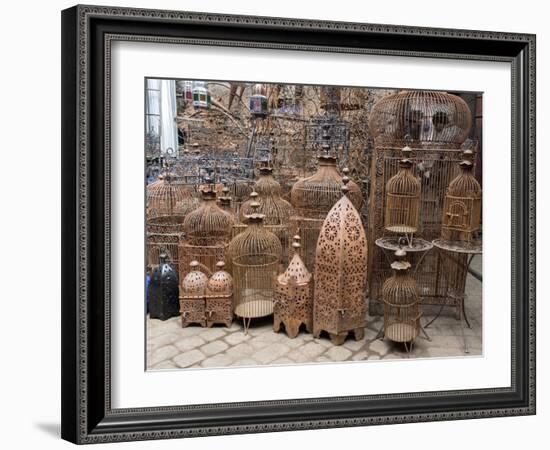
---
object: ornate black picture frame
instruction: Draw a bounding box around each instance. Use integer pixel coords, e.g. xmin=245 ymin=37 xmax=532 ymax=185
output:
xmin=61 ymin=4 xmax=536 ymax=444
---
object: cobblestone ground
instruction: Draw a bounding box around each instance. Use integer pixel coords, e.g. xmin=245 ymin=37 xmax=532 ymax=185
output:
xmin=147 ymin=257 xmax=482 ymax=370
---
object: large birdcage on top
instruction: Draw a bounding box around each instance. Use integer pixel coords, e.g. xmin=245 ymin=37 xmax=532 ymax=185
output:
xmin=313 ymin=177 xmax=368 ymax=345
xmin=146 ymin=173 xmax=200 ymax=273
xmin=368 ymin=90 xmax=475 ymax=311
xmin=228 ymin=200 xmax=282 ymax=333
xmin=237 ymin=165 xmax=295 ymax=263
xmin=289 ymin=143 xmax=362 ymax=272
xmin=178 ymin=180 xmax=234 ymax=281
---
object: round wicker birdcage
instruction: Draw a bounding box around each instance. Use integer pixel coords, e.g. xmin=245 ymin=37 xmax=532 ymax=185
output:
xmin=146 ymin=173 xmax=199 ymax=218
xmin=441 ymin=150 xmax=482 ymax=242
xmin=385 ymin=147 xmax=422 ymax=236
xmin=228 ymin=201 xmax=282 ymax=333
xmin=382 ymin=249 xmax=421 ymax=350
xmin=179 ymin=182 xmax=235 ymax=280
xmin=274 ymin=236 xmax=313 ymax=338
xmin=313 ymin=176 xmax=368 ymax=345
xmin=369 ymin=90 xmax=472 ymax=145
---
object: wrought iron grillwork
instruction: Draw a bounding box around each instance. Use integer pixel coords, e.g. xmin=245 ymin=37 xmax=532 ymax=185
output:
xmin=441 ymin=150 xmax=482 ymax=242
xmin=305 ymin=117 xmax=350 ymax=164
xmin=179 ymin=181 xmax=235 ymax=281
xmin=313 ymin=177 xmax=368 ymax=345
xmin=367 ymin=90 xmax=475 ymax=311
xmin=274 ymin=236 xmax=313 ymax=338
xmin=228 ymin=201 xmax=282 ymax=333
xmin=382 ymin=249 xmax=422 ymax=351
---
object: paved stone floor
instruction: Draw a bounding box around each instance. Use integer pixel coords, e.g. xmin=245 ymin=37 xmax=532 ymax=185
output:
xmin=147 ymin=257 xmax=482 ymax=370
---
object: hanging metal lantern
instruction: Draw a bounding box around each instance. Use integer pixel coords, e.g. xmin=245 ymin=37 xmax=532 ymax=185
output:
xmin=384 ymin=146 xmax=422 ymax=243
xmin=192 ymin=81 xmax=211 ymax=109
xmin=249 ymin=83 xmax=268 ymax=118
xmin=313 ymin=176 xmax=368 ymax=345
xmin=179 ymin=261 xmax=208 ymax=327
xmin=228 ymin=199 xmax=282 ymax=333
xmin=205 ymin=261 xmax=234 ymax=328
xmin=148 ymin=253 xmax=180 ymax=321
xmin=382 ymin=249 xmax=422 ymax=351
xmin=183 ymin=80 xmax=193 ymax=103
xmin=274 ymin=236 xmax=313 ymax=338
xmin=441 ymin=150 xmax=482 ymax=242
xmin=179 ymin=180 xmax=235 ymax=280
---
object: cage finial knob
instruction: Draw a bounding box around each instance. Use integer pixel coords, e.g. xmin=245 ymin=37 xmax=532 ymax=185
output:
xmin=216 ymin=261 xmax=226 ymax=270
xmin=190 ymin=260 xmax=200 ymax=269
xmin=292 ymin=235 xmax=301 ymax=251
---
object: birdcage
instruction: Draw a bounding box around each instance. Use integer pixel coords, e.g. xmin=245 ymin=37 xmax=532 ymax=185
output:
xmin=179 ymin=261 xmax=209 ymax=327
xmin=384 ymin=147 xmax=422 ymax=244
xmin=289 ymin=149 xmax=362 ymax=271
xmin=148 ymin=253 xmax=180 ymax=321
xmin=178 ymin=181 xmax=235 ymax=280
xmin=146 ymin=173 xmax=200 ymax=273
xmin=249 ymin=83 xmax=269 ymax=118
xmin=205 ymin=261 xmax=234 ymax=328
xmin=382 ymin=249 xmax=422 ymax=351
xmin=192 ymin=81 xmax=211 ymax=109
xmin=441 ymin=151 xmax=482 ymax=242
xmin=313 ymin=177 xmax=368 ymax=345
xmin=238 ymin=166 xmax=295 ymax=263
xmin=228 ymin=201 xmax=282 ymax=333
xmin=368 ymin=90 xmax=475 ymax=311
xmin=273 ymin=236 xmax=313 ymax=338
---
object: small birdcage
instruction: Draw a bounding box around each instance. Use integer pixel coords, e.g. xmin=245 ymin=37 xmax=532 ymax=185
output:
xmin=179 ymin=261 xmax=208 ymax=327
xmin=382 ymin=249 xmax=422 ymax=352
xmin=205 ymin=261 xmax=234 ymax=328
xmin=290 ymin=147 xmax=362 ymax=271
xmin=179 ymin=180 xmax=234 ymax=280
xmin=313 ymin=176 xmax=368 ymax=345
xmin=148 ymin=253 xmax=179 ymax=321
xmin=384 ymin=147 xmax=421 ymax=244
xmin=228 ymin=201 xmax=282 ymax=333
xmin=239 ymin=165 xmax=294 ymax=263
xmin=441 ymin=150 xmax=482 ymax=242
xmin=192 ymin=81 xmax=211 ymax=109
xmin=249 ymin=83 xmax=269 ymax=118
xmin=146 ymin=173 xmax=199 ymax=273
xmin=273 ymin=235 xmax=313 ymax=338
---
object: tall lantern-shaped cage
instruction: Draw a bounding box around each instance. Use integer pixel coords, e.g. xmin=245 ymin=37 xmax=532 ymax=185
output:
xmin=274 ymin=236 xmax=313 ymax=338
xmin=289 ymin=149 xmax=362 ymax=271
xmin=192 ymin=81 xmax=211 ymax=109
xmin=205 ymin=261 xmax=234 ymax=328
xmin=384 ymin=148 xmax=422 ymax=244
xmin=228 ymin=201 xmax=282 ymax=333
xmin=238 ymin=165 xmax=295 ymax=263
xmin=368 ymin=90 xmax=474 ymax=312
xmin=441 ymin=151 xmax=482 ymax=242
xmin=249 ymin=83 xmax=269 ymax=118
xmin=382 ymin=249 xmax=422 ymax=352
xmin=146 ymin=173 xmax=200 ymax=274
xmin=313 ymin=177 xmax=368 ymax=345
xmin=179 ymin=261 xmax=208 ymax=327
xmin=179 ymin=180 xmax=235 ymax=281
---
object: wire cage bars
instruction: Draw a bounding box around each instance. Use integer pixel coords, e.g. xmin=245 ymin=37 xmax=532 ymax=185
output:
xmin=273 ymin=235 xmax=313 ymax=338
xmin=367 ymin=90 xmax=475 ymax=312
xmin=382 ymin=249 xmax=422 ymax=352
xmin=313 ymin=176 xmax=368 ymax=345
xmin=228 ymin=201 xmax=282 ymax=333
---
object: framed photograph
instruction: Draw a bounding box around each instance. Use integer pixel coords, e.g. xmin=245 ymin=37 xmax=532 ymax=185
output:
xmin=61 ymin=4 xmax=536 ymax=444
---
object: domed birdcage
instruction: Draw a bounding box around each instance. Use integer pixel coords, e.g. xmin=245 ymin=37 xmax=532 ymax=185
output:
xmin=228 ymin=201 xmax=282 ymax=333
xmin=179 ymin=179 xmax=235 ymax=281
xmin=441 ymin=150 xmax=482 ymax=242
xmin=313 ymin=176 xmax=368 ymax=345
xmin=148 ymin=253 xmax=180 ymax=321
xmin=238 ymin=165 xmax=295 ymax=263
xmin=382 ymin=249 xmax=422 ymax=352
xmin=384 ymin=146 xmax=422 ymax=244
xmin=205 ymin=261 xmax=234 ymax=328
xmin=274 ymin=236 xmax=313 ymax=339
xmin=146 ymin=173 xmax=199 ymax=273
xmin=367 ymin=90 xmax=475 ymax=313
xmin=289 ymin=147 xmax=362 ymax=271
xmin=179 ymin=261 xmax=209 ymax=327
